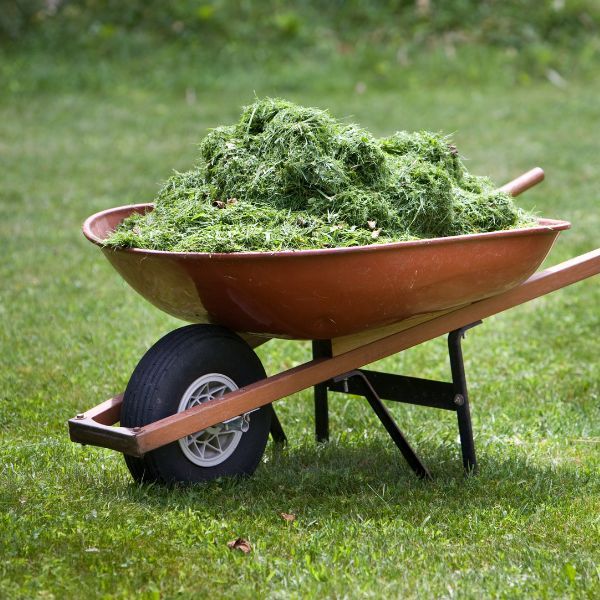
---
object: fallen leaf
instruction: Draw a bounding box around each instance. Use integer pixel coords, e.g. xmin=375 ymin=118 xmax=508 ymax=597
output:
xmin=227 ymin=197 xmax=238 ymax=205
xmin=227 ymin=538 xmax=252 ymax=553
xmin=280 ymin=512 xmax=296 ymax=522
xmin=367 ymin=220 xmax=377 ymax=230
xmin=371 ymin=229 xmax=381 ymax=239
xmin=212 ymin=200 xmax=226 ymax=209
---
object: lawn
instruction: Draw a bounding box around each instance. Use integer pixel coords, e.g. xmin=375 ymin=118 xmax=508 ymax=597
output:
xmin=1 ymin=51 xmax=599 ymax=597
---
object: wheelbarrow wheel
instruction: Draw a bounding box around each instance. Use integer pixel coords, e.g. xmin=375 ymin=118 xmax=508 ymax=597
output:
xmin=120 ymin=324 xmax=271 ymax=485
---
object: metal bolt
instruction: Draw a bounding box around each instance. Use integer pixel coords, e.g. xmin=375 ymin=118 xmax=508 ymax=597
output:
xmin=76 ymin=414 xmax=85 ymax=419
xmin=132 ymin=427 xmax=142 ymax=433
xmin=454 ymin=394 xmax=465 ymax=407
xmin=342 ymin=378 xmax=349 ymax=393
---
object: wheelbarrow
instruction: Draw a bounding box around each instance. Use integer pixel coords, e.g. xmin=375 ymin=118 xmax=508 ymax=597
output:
xmin=69 ymin=168 xmax=600 ymax=483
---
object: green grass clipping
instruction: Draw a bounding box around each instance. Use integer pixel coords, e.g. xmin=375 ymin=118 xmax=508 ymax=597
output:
xmin=105 ymin=98 xmax=535 ymax=252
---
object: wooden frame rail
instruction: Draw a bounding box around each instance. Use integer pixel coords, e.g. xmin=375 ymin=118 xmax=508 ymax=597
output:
xmin=69 ymin=248 xmax=600 ymax=457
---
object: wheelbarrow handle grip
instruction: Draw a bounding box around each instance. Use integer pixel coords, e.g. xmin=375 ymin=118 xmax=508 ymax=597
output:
xmin=500 ymin=167 xmax=545 ymax=197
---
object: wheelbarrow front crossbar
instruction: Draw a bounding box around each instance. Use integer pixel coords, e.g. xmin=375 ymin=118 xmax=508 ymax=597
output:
xmin=69 ymin=248 xmax=600 ymax=458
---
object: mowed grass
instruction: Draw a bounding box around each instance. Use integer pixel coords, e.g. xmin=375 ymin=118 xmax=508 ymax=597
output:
xmin=0 ymin=68 xmax=599 ymax=598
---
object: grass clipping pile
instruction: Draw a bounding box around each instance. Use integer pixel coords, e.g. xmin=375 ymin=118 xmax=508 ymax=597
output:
xmin=106 ymin=98 xmax=535 ymax=253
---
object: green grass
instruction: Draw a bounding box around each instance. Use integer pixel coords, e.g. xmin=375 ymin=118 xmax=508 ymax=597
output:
xmin=1 ymin=55 xmax=599 ymax=597
xmin=105 ymin=97 xmax=530 ymax=253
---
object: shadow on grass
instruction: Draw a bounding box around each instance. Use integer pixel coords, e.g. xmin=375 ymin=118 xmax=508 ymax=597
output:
xmin=115 ymin=439 xmax=595 ymax=520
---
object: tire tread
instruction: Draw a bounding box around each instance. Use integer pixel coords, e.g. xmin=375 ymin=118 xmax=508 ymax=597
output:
xmin=121 ymin=325 xmax=268 ymax=484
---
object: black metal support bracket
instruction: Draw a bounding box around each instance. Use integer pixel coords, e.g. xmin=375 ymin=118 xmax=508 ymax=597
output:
xmin=313 ymin=322 xmax=482 ymax=478
xmin=333 ymin=370 xmax=432 ymax=480
xmin=448 ymin=322 xmax=480 ymax=473
xmin=312 ymin=340 xmax=332 ymax=443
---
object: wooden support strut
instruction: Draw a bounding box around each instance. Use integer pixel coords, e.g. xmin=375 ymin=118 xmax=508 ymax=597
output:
xmin=69 ymin=248 xmax=600 ymax=456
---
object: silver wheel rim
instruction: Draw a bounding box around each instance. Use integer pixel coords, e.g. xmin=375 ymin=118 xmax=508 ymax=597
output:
xmin=177 ymin=373 xmax=243 ymax=467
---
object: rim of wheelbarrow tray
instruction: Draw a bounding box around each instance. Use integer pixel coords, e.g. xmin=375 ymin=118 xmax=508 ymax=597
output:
xmin=83 ymin=203 xmax=571 ymax=258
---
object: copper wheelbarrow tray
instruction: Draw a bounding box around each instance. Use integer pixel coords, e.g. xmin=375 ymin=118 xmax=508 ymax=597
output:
xmin=83 ymin=183 xmax=569 ymax=340
xmin=70 ymin=168 xmax=600 ymax=477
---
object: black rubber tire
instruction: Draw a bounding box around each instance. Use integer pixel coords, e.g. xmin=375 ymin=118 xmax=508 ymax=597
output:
xmin=120 ymin=324 xmax=271 ymax=485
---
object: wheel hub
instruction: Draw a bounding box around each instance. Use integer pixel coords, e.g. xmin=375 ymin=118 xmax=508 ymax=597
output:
xmin=177 ymin=373 xmax=248 ymax=467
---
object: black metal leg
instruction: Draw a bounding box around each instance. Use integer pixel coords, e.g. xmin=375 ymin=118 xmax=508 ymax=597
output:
xmin=314 ymin=384 xmax=329 ymax=443
xmin=448 ymin=323 xmax=481 ymax=474
xmin=312 ymin=340 xmax=332 ymax=443
xmin=269 ymin=406 xmax=287 ymax=445
xmin=337 ymin=371 xmax=433 ymax=480
xmin=315 ymin=324 xmax=481 ymax=477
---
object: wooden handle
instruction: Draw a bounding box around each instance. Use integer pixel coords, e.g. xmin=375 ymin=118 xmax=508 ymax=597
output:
xmin=69 ymin=247 xmax=600 ymax=456
xmin=500 ymin=167 xmax=545 ymax=197
xmin=133 ymin=248 xmax=600 ymax=454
